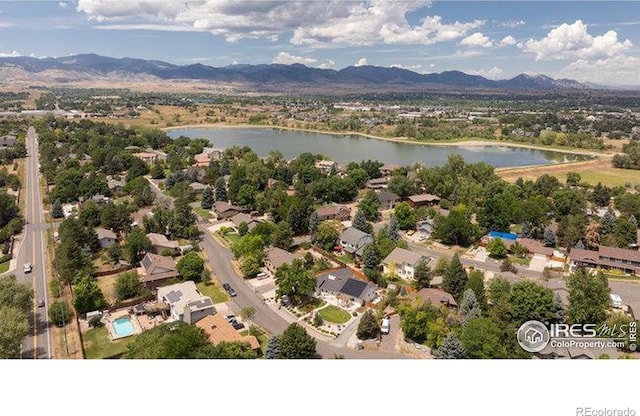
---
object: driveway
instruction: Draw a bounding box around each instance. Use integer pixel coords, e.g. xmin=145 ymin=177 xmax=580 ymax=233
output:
xmin=378 ymin=315 xmax=402 ymax=353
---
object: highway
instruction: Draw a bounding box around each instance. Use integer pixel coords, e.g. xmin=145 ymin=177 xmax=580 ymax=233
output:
xmin=15 ymin=127 xmax=51 ymax=359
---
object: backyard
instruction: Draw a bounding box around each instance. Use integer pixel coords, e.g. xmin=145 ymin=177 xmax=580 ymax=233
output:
xmin=84 ymin=326 xmax=134 ymax=359
xmin=318 ymin=305 xmax=351 ymax=324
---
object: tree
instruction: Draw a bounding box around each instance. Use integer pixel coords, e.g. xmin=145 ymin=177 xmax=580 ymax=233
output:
xmin=442 ymin=253 xmax=468 ymax=302
xmin=508 ymin=281 xmax=557 ymax=325
xmin=315 ymin=222 xmax=339 ymax=251
xmin=264 ymin=335 xmax=280 ymax=359
xmin=393 ymin=202 xmax=416 ymax=230
xmin=287 ymin=202 xmax=308 ymax=236
xmin=51 ymin=199 xmax=64 ymax=219
xmin=387 ymin=175 xmax=417 ymax=199
xmin=214 ymin=177 xmax=227 ymax=201
xmin=278 ymin=322 xmax=316 ymax=359
xmin=459 ymin=289 xmax=482 ymax=322
xmin=412 ymin=259 xmax=433 ymax=289
xmin=601 ymin=210 xmax=616 ymax=235
xmin=358 ymin=191 xmax=380 ymax=221
xmin=124 ymin=228 xmax=152 ymax=265
xmin=0 ymin=275 xmax=33 ymax=313
xmin=433 ymin=206 xmax=478 ymax=247
xmin=388 ymin=215 xmax=400 ymax=241
xmin=238 ymin=221 xmax=249 ymax=236
xmin=460 ymin=318 xmax=509 ymax=359
xmin=172 ymin=198 xmax=197 ymax=239
xmin=196 ymin=341 xmax=257 ymax=359
xmin=72 ymin=273 xmax=107 ymax=315
xmin=201 ymin=186 xmax=214 ymax=209
xmin=557 ymin=214 xmax=588 ymax=249
xmin=543 ymin=227 xmax=556 ymax=247
xmin=356 ymin=310 xmax=380 ymax=340
xmin=308 ymin=211 xmax=320 ymax=242
xmin=48 ymin=300 xmax=72 ymax=328
xmin=566 ymin=172 xmax=581 ymax=186
xmin=567 ymin=269 xmax=609 ymax=325
xmin=274 ymin=259 xmax=316 ymax=304
xmin=487 ymin=276 xmax=512 ymax=321
xmin=240 ymin=253 xmax=262 ymax=279
xmin=176 ymin=252 xmax=205 ymax=282
xmin=353 ymin=209 xmax=373 ymax=234
xmin=0 ymin=306 xmax=30 ymax=358
xmin=150 ymin=162 xmax=165 ymax=179
xmin=433 ymin=332 xmax=467 ymax=359
xmin=272 ymin=221 xmax=293 ymax=250
xmin=115 ymin=271 xmax=146 ymax=301
xmin=100 ymin=202 xmax=132 ymax=233
xmin=466 ymin=269 xmax=486 ymax=309
xmin=126 ymin=321 xmax=210 ymax=359
xmin=500 ymin=258 xmax=517 ymax=274
xmin=54 ymin=239 xmax=93 ymax=283
xmin=614 ymin=216 xmax=637 ymax=248
xmin=591 ymin=182 xmax=611 ymax=207
xmin=486 ymin=237 xmax=507 ymax=259
xmin=361 ymin=244 xmax=380 ymax=271
xmin=240 ymin=306 xmax=256 ymax=323
xmin=585 ymin=222 xmax=601 ymax=249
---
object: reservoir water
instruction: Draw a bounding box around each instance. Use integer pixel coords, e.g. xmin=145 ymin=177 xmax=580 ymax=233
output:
xmin=167 ymin=127 xmax=592 ymax=168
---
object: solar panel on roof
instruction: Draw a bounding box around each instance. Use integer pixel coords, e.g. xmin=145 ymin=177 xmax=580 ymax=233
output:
xmin=165 ymin=290 xmax=182 ymax=303
xmin=341 ymin=278 xmax=367 ymax=298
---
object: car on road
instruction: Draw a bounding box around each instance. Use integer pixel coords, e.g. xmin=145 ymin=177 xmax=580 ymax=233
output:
xmin=37 ymin=300 xmax=45 ymax=308
xmin=23 ymin=263 xmax=33 ymax=273
xmin=222 ymin=283 xmax=237 ymax=297
xmin=256 ymin=272 xmax=268 ymax=280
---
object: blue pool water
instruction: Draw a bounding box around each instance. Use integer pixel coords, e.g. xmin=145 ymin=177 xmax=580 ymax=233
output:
xmin=112 ymin=317 xmax=135 ymax=336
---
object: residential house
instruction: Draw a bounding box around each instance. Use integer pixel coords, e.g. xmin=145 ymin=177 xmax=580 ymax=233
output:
xmin=133 ymin=152 xmax=158 ymax=164
xmin=231 ymin=213 xmax=260 ymax=232
xmin=316 ymin=268 xmax=378 ymax=305
xmin=407 ymin=193 xmax=441 ymax=208
xmin=146 ymin=233 xmax=180 ymax=255
xmin=91 ymin=194 xmax=109 ymax=204
xmin=193 ymin=153 xmax=211 ymax=168
xmin=377 ymin=190 xmax=400 ymax=210
xmin=0 ymin=135 xmax=17 ymax=148
xmin=157 ymin=281 xmax=214 ymax=324
xmin=366 ymin=177 xmax=389 ymax=190
xmin=338 ymin=227 xmax=373 ymax=257
xmin=195 ymin=314 xmax=260 ymax=352
xmin=382 ymin=247 xmax=429 ymax=280
xmin=264 ymin=247 xmax=295 ymax=275
xmin=62 ymin=203 xmax=79 ymax=219
xmin=138 ymin=253 xmax=181 ymax=290
xmin=107 ymin=177 xmax=125 ymax=195
xmin=213 ymin=201 xmax=245 ymax=219
xmin=379 ymin=164 xmax=401 ymax=176
xmin=517 ymin=238 xmax=566 ymax=271
xmin=95 ymin=227 xmax=118 ymax=249
xmin=409 ymin=288 xmax=457 ymax=308
xmin=569 ymin=245 xmax=640 ymax=275
xmin=189 ymin=182 xmax=208 ymax=194
xmin=316 ymin=205 xmax=351 ymax=221
xmin=315 ymin=159 xmax=338 ymax=175
xmin=130 ymin=208 xmax=153 ymax=228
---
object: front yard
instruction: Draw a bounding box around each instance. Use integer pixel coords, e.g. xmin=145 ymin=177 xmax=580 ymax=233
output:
xmin=196 ymin=281 xmax=229 ymax=303
xmin=318 ymin=305 xmax=351 ymax=324
xmin=84 ymin=326 xmax=134 ymax=359
xmin=0 ymin=260 xmax=9 ymax=274
xmin=297 ymin=298 xmax=326 ymax=314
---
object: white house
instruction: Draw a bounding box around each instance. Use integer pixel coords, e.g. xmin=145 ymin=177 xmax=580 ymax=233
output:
xmin=157 ymin=281 xmax=215 ymax=325
xmin=382 ymin=247 xmax=429 ymax=280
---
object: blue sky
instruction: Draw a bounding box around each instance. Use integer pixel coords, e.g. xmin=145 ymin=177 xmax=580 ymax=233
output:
xmin=0 ymin=1 xmax=639 ymax=85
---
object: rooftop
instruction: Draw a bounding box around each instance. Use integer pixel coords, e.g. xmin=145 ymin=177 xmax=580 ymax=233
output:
xmin=383 ymin=247 xmax=426 ymax=266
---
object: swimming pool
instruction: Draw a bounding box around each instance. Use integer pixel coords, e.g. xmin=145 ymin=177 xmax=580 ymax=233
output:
xmin=112 ymin=317 xmax=135 ymax=337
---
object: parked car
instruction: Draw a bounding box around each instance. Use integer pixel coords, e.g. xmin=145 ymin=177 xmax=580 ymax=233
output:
xmin=229 ymin=319 xmax=245 ymax=330
xmin=37 ymin=300 xmax=45 ymax=308
xmin=222 ymin=283 xmax=231 ymax=291
xmin=381 ymin=318 xmax=390 ymax=335
xmin=223 ymin=314 xmax=236 ymax=322
xmin=256 ymin=272 xmax=268 ymax=280
xmin=23 ymin=263 xmax=33 ymax=274
xmin=222 ymin=282 xmax=237 ymax=297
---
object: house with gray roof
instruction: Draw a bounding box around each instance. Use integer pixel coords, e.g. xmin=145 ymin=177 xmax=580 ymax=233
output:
xmin=231 ymin=212 xmax=260 ymax=232
xmin=0 ymin=135 xmax=18 ymax=148
xmin=213 ymin=201 xmax=246 ymax=219
xmin=382 ymin=247 xmax=429 ymax=280
xmin=377 ymin=190 xmax=400 ymax=210
xmin=146 ymin=232 xmax=180 ymax=255
xmin=138 ymin=253 xmax=180 ymax=290
xmin=316 ymin=268 xmax=377 ymax=305
xmin=95 ymin=227 xmax=118 ymax=249
xmin=338 ymin=227 xmax=373 ymax=257
xmin=264 ymin=247 xmax=295 ymax=275
xmin=157 ymin=281 xmax=214 ymax=324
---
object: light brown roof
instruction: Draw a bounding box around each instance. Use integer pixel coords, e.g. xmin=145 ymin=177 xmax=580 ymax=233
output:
xmin=195 ymin=314 xmax=260 ymax=350
xmin=408 ymin=193 xmax=441 ymax=203
xmin=517 ymin=238 xmax=554 ymax=256
xmin=146 ymin=233 xmax=179 ymax=249
xmin=231 ymin=213 xmax=255 ymax=227
xmin=383 ymin=247 xmax=426 ymax=267
xmin=140 ymin=253 xmax=178 ymax=275
xmin=265 ymin=247 xmax=295 ymax=269
xmin=598 ymin=245 xmax=640 ymax=262
xmin=133 ymin=152 xmax=157 ymax=159
xmin=316 ymin=205 xmax=350 ymax=218
xmin=409 ymin=288 xmax=457 ymax=307
xmin=95 ymin=227 xmax=117 ymax=240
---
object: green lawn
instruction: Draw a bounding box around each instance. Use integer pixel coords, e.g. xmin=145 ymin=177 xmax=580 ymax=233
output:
xmin=336 ymin=252 xmax=354 ymax=264
xmin=297 ymin=298 xmax=326 ymax=314
xmin=196 ymin=281 xmax=229 ymax=303
xmin=83 ymin=326 xmax=134 ymax=359
xmin=224 ymin=233 xmax=242 ymax=246
xmin=318 ymin=305 xmax=351 ymax=324
xmin=509 ymin=256 xmax=531 ymax=266
xmin=0 ymin=261 xmax=9 ymax=274
xmin=193 ymin=207 xmax=212 ymax=220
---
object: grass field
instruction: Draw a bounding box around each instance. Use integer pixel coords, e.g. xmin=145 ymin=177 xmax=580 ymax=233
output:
xmin=318 ymin=305 xmax=351 ymax=324
xmin=193 ymin=207 xmax=212 ymax=220
xmin=0 ymin=260 xmax=9 ymax=273
xmin=223 ymin=233 xmax=242 ymax=246
xmin=83 ymin=326 xmax=134 ymax=359
xmin=196 ymin=281 xmax=229 ymax=303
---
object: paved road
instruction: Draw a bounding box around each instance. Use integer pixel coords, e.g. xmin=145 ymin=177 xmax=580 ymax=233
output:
xmin=15 ymin=127 xmax=51 ymax=359
xmin=198 ymin=224 xmax=405 ymax=359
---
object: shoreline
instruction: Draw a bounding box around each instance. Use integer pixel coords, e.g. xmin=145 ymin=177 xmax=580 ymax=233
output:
xmin=162 ymin=123 xmax=606 ymax=158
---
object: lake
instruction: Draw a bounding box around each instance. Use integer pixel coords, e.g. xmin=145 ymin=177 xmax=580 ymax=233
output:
xmin=167 ymin=127 xmax=592 ymax=168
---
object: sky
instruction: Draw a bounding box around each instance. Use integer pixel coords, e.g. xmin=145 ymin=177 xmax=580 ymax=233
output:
xmin=0 ymin=1 xmax=639 ymax=85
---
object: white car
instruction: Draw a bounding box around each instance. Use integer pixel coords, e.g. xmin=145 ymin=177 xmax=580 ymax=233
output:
xmin=23 ymin=263 xmax=33 ymax=274
xmin=381 ymin=318 xmax=390 ymax=335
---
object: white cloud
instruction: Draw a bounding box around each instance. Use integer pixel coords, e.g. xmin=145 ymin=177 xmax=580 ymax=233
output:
xmin=93 ymin=24 xmax=198 ymax=32
xmin=354 ymin=58 xmax=368 ymax=67
xmin=466 ymin=66 xmax=504 ymax=79
xmin=0 ymin=51 xmax=21 ymax=58
xmin=390 ymin=63 xmax=423 ymax=72
xmin=78 ymin=0 xmax=484 ymax=46
xmin=272 ymin=52 xmax=335 ymax=69
xmin=59 ymin=2 xmax=68 ymax=8
xmin=0 ymin=21 xmax=15 ymax=28
xmin=501 ymin=20 xmax=525 ymax=28
xmin=460 ymin=32 xmax=493 ymax=48
xmin=499 ymin=35 xmax=516 ymax=47
xmin=521 ymin=20 xmax=632 ymax=60
xmin=556 ymin=55 xmax=640 ymax=86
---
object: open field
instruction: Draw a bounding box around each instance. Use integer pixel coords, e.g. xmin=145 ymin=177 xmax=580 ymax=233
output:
xmin=496 ymin=156 xmax=640 ymax=187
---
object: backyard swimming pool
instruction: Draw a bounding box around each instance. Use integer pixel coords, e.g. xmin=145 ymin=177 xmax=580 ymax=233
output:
xmin=112 ymin=317 xmax=135 ymax=337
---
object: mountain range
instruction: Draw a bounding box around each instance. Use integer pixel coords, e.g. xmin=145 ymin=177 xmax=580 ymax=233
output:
xmin=0 ymin=53 xmax=591 ymax=91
